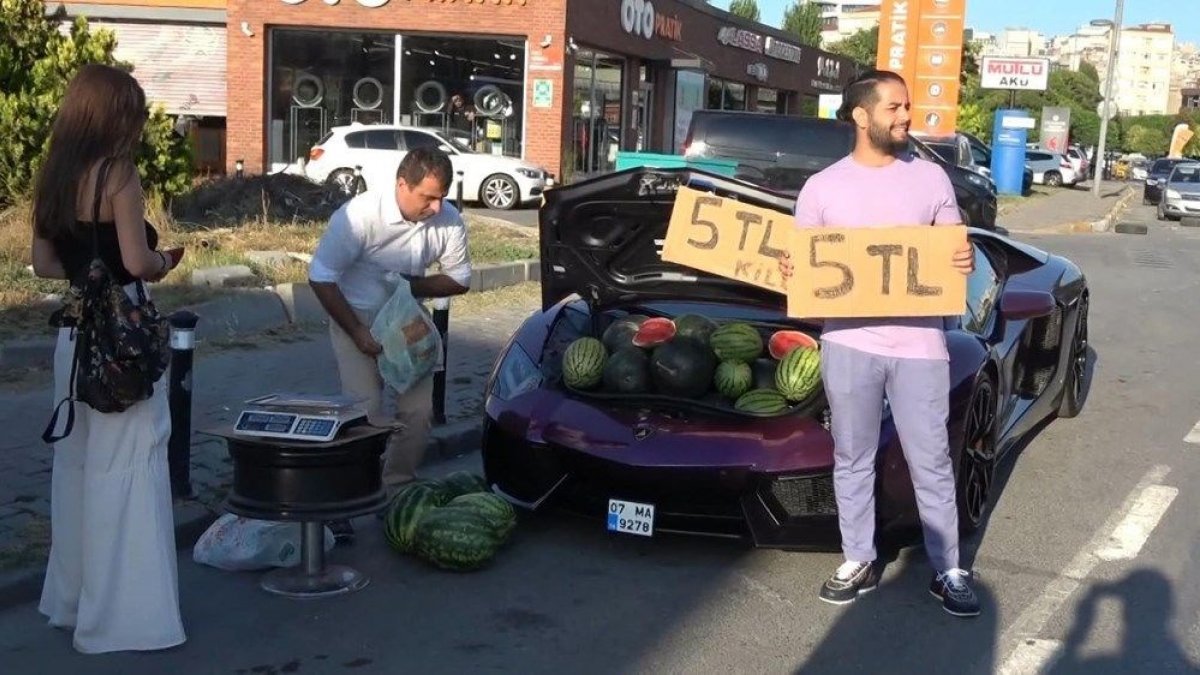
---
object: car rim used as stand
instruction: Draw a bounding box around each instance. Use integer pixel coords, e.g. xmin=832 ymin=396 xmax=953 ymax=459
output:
xmin=961 ymin=378 xmax=997 ymax=528
xmin=484 ymin=178 xmax=515 ymax=208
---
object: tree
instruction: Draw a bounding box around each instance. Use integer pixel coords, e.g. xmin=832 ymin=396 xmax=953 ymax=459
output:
xmin=1124 ymin=125 xmax=1170 ymax=156
xmin=781 ymin=1 xmax=824 ymax=47
xmin=825 ymin=25 xmax=878 ymax=66
xmin=729 ymin=0 xmax=760 ymax=22
xmin=0 ymin=0 xmax=192 ymax=207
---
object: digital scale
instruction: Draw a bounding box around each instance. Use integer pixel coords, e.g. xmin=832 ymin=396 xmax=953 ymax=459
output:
xmin=233 ymin=393 xmax=368 ymax=443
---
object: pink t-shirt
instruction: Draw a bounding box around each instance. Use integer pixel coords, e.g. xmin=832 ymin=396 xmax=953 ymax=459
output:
xmin=792 ymin=153 xmax=962 ymax=361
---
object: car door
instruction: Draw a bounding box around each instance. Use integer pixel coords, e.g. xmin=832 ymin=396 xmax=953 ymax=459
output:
xmin=353 ymin=129 xmax=405 ymax=192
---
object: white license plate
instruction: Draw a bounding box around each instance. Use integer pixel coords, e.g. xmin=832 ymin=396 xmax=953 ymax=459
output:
xmin=607 ymin=498 xmax=655 ymax=537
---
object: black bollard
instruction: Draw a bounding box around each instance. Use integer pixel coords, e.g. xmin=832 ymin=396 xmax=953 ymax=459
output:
xmin=431 ymin=298 xmax=450 ymax=425
xmin=168 ymin=310 xmax=199 ymax=499
xmin=235 ymin=158 xmax=244 ymax=180
xmin=455 ymin=170 xmax=465 ymax=212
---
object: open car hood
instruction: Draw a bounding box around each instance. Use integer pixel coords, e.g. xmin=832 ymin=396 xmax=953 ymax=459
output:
xmin=538 ymin=168 xmax=796 ymax=312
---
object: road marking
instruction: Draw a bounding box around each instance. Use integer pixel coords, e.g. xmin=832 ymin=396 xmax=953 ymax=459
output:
xmin=1183 ymin=420 xmax=1200 ymax=444
xmin=997 ymin=639 xmax=1063 ymax=675
xmin=990 ymin=464 xmax=1174 ymax=675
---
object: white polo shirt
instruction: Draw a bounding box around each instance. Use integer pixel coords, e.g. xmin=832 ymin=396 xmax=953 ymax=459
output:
xmin=308 ymin=189 xmax=472 ymax=313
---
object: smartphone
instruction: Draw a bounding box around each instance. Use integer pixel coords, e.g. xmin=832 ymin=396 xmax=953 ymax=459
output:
xmin=164 ymin=247 xmax=185 ymax=267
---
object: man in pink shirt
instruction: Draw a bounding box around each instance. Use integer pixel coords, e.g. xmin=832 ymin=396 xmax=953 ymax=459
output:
xmin=779 ymin=70 xmax=979 ymax=617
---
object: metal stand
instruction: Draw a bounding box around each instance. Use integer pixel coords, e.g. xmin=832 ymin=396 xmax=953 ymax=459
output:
xmin=168 ymin=310 xmax=199 ymax=499
xmin=260 ymin=521 xmax=369 ymax=598
xmin=289 ymin=106 xmax=327 ymax=165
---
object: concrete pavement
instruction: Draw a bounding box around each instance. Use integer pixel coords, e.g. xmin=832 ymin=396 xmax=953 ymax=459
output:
xmin=998 ymin=180 xmax=1136 ymax=234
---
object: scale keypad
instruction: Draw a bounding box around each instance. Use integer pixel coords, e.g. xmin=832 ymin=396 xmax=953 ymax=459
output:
xmin=294 ymin=418 xmax=335 ymax=437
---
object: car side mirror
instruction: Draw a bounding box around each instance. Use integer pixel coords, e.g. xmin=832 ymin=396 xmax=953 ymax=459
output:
xmin=999 ymin=289 xmax=1056 ymax=320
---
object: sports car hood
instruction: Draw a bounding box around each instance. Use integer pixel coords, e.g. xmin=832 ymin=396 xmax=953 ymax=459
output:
xmin=538 ymin=168 xmax=796 ymax=311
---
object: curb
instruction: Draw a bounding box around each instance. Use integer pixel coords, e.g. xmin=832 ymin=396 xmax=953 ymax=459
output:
xmin=1088 ymin=186 xmax=1136 ymax=233
xmin=0 ymin=419 xmax=484 ymax=611
xmin=0 ymin=260 xmax=538 ymax=373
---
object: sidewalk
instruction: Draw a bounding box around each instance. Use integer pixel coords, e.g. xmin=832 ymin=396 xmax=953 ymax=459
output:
xmin=0 ymin=287 xmax=541 ymax=606
xmin=998 ymin=180 xmax=1135 ymax=234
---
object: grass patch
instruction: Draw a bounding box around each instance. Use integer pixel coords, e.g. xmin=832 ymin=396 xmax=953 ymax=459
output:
xmin=998 ymin=186 xmax=1052 ymax=215
xmin=0 ymin=514 xmax=50 ymax=572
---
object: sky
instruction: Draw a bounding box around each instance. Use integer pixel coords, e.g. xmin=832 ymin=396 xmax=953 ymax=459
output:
xmin=712 ymin=0 xmax=1200 ymax=46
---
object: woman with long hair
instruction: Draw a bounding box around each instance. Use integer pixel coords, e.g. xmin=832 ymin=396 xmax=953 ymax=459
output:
xmin=30 ymin=63 xmax=186 ymax=654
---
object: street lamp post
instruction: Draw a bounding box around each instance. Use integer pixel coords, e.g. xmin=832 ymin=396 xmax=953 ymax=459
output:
xmin=1092 ymin=1 xmax=1125 ymax=197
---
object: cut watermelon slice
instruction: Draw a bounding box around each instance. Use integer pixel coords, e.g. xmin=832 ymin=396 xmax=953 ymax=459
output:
xmin=768 ymin=330 xmax=819 ymax=359
xmin=632 ymin=317 xmax=677 ymax=348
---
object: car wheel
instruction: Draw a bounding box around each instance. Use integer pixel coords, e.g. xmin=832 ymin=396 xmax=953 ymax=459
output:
xmin=1058 ymin=295 xmax=1089 ymax=418
xmin=481 ymin=174 xmax=519 ymax=210
xmin=327 ymin=169 xmax=357 ymax=196
xmin=1045 ymin=171 xmax=1063 ymax=187
xmin=956 ymin=372 xmax=998 ymax=535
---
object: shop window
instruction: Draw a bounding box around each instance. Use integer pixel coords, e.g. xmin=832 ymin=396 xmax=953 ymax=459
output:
xmin=569 ymin=48 xmax=624 ymax=181
xmin=269 ymin=29 xmax=396 ymax=168
xmin=756 ymin=87 xmax=779 ymax=114
xmin=399 ymin=35 xmax=526 ymax=158
xmin=707 ymin=78 xmax=747 ymax=111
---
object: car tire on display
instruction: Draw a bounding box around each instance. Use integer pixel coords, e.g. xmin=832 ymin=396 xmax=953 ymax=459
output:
xmin=481 ymin=173 xmax=519 ymax=210
xmin=414 ymin=80 xmax=447 ymax=114
xmin=1057 ymin=295 xmax=1089 ymax=419
xmin=956 ymin=372 xmax=998 ymax=535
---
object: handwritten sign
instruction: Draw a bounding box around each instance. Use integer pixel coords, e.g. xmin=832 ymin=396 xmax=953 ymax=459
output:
xmin=661 ymin=186 xmax=790 ymax=292
xmin=786 ymin=226 xmax=968 ymax=318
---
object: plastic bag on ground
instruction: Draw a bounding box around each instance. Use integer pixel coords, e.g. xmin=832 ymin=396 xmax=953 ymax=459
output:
xmin=371 ymin=277 xmax=444 ymax=395
xmin=192 ymin=514 xmax=335 ymax=571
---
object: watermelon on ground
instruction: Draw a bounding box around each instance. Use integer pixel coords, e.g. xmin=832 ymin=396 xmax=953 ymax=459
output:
xmin=448 ymin=492 xmax=517 ymax=541
xmin=413 ymin=508 xmax=502 ymax=572
xmin=439 ymin=470 xmax=489 ymax=498
xmin=384 ymin=482 xmax=448 ymax=554
xmin=650 ymin=338 xmax=717 ymax=398
xmin=563 ymin=337 xmax=607 ymax=390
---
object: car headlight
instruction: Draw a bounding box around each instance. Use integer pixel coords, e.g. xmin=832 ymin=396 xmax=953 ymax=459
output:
xmin=515 ymin=168 xmax=541 ymax=179
xmin=490 ymin=343 xmax=543 ymax=401
xmin=965 ymin=172 xmax=995 ymax=194
xmin=1167 ymin=189 xmax=1182 ymax=199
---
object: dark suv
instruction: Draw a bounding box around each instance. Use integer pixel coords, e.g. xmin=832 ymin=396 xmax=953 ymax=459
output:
xmin=681 ymin=111 xmax=998 ymax=230
xmin=1144 ymin=158 xmax=1191 ymax=205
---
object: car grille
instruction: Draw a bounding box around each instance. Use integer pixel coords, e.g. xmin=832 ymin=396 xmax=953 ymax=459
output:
xmin=769 ymin=474 xmax=838 ymax=517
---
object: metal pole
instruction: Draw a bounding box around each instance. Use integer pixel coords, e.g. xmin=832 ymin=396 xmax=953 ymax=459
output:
xmin=302 ymin=521 xmax=324 ymax=576
xmin=455 ymin=170 xmax=465 ymax=212
xmin=1093 ymin=0 xmax=1124 ymax=197
xmin=430 ymin=297 xmax=450 ymax=426
xmin=168 ymin=310 xmax=199 ymax=499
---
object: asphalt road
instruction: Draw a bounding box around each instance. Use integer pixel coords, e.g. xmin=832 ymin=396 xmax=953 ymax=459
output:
xmin=4 ymin=200 xmax=1200 ymax=674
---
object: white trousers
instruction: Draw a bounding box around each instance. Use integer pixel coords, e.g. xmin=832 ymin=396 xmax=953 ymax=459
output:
xmin=39 ymin=326 xmax=186 ymax=654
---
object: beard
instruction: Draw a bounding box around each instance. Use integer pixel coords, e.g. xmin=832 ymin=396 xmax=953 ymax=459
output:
xmin=867 ymin=118 xmax=909 ymax=155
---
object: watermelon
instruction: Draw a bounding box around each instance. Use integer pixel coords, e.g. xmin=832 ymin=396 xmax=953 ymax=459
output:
xmin=602 ymin=347 xmax=651 ymax=393
xmin=449 ymin=492 xmax=517 ymax=541
xmin=384 ymin=483 xmax=448 ymax=554
xmin=413 ymin=508 xmax=502 ymax=571
xmin=650 ymin=338 xmax=717 ymax=398
xmin=439 ymin=470 xmax=489 ymax=498
xmin=601 ymin=316 xmax=645 ymax=353
xmin=632 ymin=317 xmax=677 ymax=348
xmin=674 ymin=314 xmax=718 ymax=345
xmin=751 ymin=358 xmax=778 ymax=390
xmin=768 ymin=330 xmax=820 ymax=359
xmin=734 ymin=388 xmax=789 ymax=415
xmin=714 ymin=360 xmax=753 ymax=399
xmin=709 ymin=323 xmax=763 ymax=362
xmin=775 ymin=347 xmax=822 ymax=402
xmin=563 ymin=337 xmax=606 ymax=390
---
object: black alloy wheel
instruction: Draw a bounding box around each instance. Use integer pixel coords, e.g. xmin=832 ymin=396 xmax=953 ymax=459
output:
xmin=957 ymin=374 xmax=998 ymax=534
xmin=1057 ymin=295 xmax=1089 ymax=418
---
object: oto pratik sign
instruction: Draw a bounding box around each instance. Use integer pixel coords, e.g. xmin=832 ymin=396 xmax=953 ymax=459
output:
xmin=876 ymin=0 xmax=965 ymax=136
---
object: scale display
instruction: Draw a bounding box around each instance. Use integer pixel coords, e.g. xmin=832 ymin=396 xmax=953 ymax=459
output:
xmin=232 ymin=393 xmax=367 ymax=443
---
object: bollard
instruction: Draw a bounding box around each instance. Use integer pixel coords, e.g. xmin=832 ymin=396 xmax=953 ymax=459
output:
xmin=455 ymin=170 xmax=465 ymax=212
xmin=430 ymin=297 xmax=450 ymax=425
xmin=235 ymin=158 xmax=244 ymax=180
xmin=168 ymin=310 xmax=199 ymax=499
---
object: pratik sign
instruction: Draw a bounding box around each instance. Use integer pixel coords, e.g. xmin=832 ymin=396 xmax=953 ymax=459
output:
xmin=980 ymin=56 xmax=1050 ymax=91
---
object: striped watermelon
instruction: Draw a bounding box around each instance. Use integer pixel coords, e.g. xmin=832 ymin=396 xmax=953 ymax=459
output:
xmin=414 ymin=508 xmax=502 ymax=571
xmin=440 ymin=470 xmax=489 ymax=498
xmin=563 ymin=337 xmax=606 ymax=390
xmin=384 ymin=483 xmax=449 ymax=554
xmin=734 ymin=388 xmax=789 ymax=414
xmin=775 ymin=347 xmax=821 ymax=402
xmin=449 ymin=492 xmax=517 ymax=541
xmin=714 ymin=360 xmax=752 ymax=399
xmin=709 ymin=323 xmax=763 ymax=362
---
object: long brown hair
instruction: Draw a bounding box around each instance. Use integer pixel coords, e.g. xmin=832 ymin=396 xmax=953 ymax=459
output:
xmin=32 ymin=64 xmax=149 ymax=240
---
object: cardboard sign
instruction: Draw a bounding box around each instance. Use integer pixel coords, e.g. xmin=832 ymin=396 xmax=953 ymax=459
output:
xmin=661 ymin=186 xmax=791 ymax=293
xmin=786 ymin=226 xmax=968 ymax=319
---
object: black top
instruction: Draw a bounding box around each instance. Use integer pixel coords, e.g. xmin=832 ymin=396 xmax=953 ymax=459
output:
xmin=53 ymin=220 xmax=158 ymax=287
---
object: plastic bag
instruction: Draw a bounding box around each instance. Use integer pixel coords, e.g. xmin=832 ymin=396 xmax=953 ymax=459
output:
xmin=371 ymin=277 xmax=444 ymax=395
xmin=192 ymin=514 xmax=335 ymax=571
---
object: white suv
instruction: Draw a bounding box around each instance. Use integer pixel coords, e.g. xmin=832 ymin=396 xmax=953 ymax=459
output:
xmin=304 ymin=124 xmax=552 ymax=210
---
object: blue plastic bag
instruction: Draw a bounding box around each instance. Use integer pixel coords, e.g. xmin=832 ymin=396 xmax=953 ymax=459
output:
xmin=371 ymin=278 xmax=444 ymax=395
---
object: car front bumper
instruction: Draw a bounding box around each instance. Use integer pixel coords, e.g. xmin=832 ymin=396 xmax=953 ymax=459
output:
xmin=1162 ymin=196 xmax=1200 ymax=218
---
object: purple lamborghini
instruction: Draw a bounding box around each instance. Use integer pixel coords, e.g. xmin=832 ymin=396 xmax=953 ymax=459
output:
xmin=480 ymin=168 xmax=1090 ymax=550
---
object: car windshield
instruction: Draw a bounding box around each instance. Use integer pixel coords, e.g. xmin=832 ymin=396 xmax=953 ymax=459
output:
xmin=1152 ymin=159 xmax=1178 ymax=173
xmin=1169 ymin=165 xmax=1200 ymax=184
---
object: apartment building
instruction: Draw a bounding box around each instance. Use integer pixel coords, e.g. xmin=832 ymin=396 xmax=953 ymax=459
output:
xmin=979 ymin=28 xmax=1048 ymax=57
xmin=1053 ymin=22 xmax=1176 ymax=116
xmin=818 ymin=5 xmax=880 ymax=46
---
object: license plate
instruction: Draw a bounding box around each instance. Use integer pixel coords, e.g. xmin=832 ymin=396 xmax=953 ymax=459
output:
xmin=607 ymin=498 xmax=654 ymax=537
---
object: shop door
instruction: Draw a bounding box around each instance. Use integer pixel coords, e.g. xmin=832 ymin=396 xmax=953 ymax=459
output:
xmin=571 ymin=49 xmax=624 ymax=181
xmin=633 ymin=82 xmax=653 ymax=152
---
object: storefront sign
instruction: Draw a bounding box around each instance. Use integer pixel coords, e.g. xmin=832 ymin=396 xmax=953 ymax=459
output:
xmin=747 ymin=63 xmax=768 ymax=82
xmin=532 ymin=79 xmax=554 ymax=108
xmin=621 ymin=0 xmax=682 ymax=41
xmin=786 ymin=225 xmax=967 ymax=319
xmin=1039 ymin=106 xmax=1070 ymax=153
xmin=878 ymin=0 xmax=965 ymax=136
xmin=980 ymin=56 xmax=1050 ymax=91
xmin=717 ymin=27 xmax=803 ymax=64
xmin=281 ymin=0 xmax=392 ymax=6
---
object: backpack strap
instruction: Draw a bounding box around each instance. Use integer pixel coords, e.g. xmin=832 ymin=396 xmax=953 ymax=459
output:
xmin=41 ymin=330 xmax=82 ymax=444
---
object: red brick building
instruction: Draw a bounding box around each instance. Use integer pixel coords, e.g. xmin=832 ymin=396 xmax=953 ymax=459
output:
xmin=225 ymin=0 xmax=857 ymax=182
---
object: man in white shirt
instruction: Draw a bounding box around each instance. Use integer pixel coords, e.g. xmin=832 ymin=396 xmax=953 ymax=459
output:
xmin=309 ymin=148 xmax=471 ymax=538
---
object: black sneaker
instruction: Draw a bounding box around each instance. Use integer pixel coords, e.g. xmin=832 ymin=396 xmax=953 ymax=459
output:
xmin=819 ymin=561 xmax=880 ymax=605
xmin=930 ymin=569 xmax=980 ymax=617
xmin=327 ymin=519 xmax=355 ymax=546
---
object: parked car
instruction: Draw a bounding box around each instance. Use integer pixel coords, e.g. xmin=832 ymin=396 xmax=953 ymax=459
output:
xmin=680 ymin=111 xmax=998 ymax=230
xmin=1156 ymin=162 xmax=1200 ymax=221
xmin=304 ymin=123 xmax=552 ymax=210
xmin=1144 ymin=158 xmax=1191 ymax=205
xmin=481 ymin=167 xmax=1090 ymax=548
xmin=961 ymin=130 xmax=1034 ymax=195
xmin=1025 ymin=150 xmax=1079 ymax=187
xmin=1066 ymin=146 xmax=1090 ymax=178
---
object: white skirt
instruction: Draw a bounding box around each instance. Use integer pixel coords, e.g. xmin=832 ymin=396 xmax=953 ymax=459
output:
xmin=38 ymin=322 xmax=186 ymax=654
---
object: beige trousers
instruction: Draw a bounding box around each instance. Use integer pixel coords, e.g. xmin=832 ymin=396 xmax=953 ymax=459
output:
xmin=329 ymin=308 xmax=434 ymax=488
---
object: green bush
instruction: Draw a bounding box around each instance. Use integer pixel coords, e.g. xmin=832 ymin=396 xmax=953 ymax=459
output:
xmin=0 ymin=0 xmax=192 ymax=208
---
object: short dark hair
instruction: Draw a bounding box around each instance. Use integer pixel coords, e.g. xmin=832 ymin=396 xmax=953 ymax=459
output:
xmin=836 ymin=69 xmax=908 ymax=122
xmin=396 ymin=146 xmax=453 ymax=190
